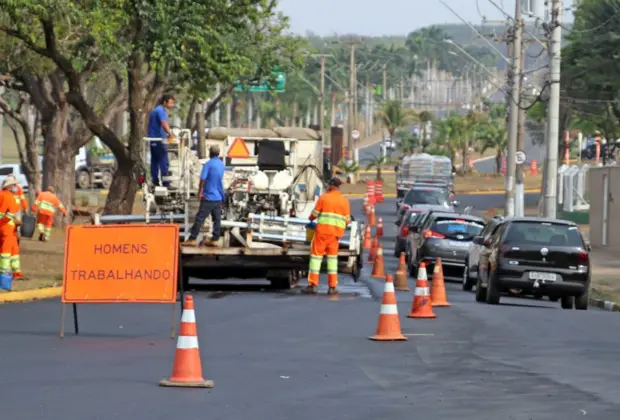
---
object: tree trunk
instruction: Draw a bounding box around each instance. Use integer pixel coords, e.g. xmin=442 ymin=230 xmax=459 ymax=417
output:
xmin=495 ymin=151 xmax=502 ymax=175
xmin=461 ymin=143 xmax=469 ymax=175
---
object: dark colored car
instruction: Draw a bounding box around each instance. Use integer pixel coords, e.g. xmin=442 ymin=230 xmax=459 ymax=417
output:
xmin=395 ymin=205 xmax=453 ymax=257
xmin=396 ymin=186 xmax=457 ymax=215
xmin=475 ymin=217 xmax=591 ymax=309
xmin=462 ymin=216 xmax=504 ymax=291
xmin=411 ymin=212 xmax=485 ymax=281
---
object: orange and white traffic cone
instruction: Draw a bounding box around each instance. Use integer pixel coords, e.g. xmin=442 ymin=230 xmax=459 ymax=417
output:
xmin=377 ymin=217 xmax=384 ymax=237
xmin=363 ymin=225 xmax=372 ymax=250
xmin=367 ymin=235 xmax=379 ymax=263
xmin=407 ymin=262 xmax=436 ymax=319
xmin=365 ymin=194 xmax=371 ymax=215
xmin=160 ymin=295 xmax=215 ymax=388
xmin=368 ymin=206 xmax=376 ymax=227
xmin=371 ymin=246 xmax=386 ymax=279
xmin=430 ymin=258 xmax=451 ymax=307
xmin=394 ymin=252 xmax=409 ymax=291
xmin=369 ymin=274 xmax=407 ymax=341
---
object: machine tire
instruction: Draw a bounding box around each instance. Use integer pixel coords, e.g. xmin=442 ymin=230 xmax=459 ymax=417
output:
xmin=475 ymin=277 xmax=487 ymax=302
xmin=561 ymin=295 xmax=574 ymax=310
xmin=485 ymin=270 xmax=501 ymax=305
xmin=268 ymin=270 xmax=295 ymax=290
xmin=77 ymin=170 xmax=91 ymax=189
xmin=101 ymin=170 xmax=113 ymax=189
xmin=575 ymin=289 xmax=589 ymax=310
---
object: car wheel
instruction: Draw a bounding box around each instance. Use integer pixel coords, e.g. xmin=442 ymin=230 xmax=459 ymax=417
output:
xmin=462 ymin=264 xmax=473 ymax=291
xmin=561 ymin=296 xmax=574 ymax=310
xmin=575 ymin=289 xmax=589 ymax=310
xmin=485 ymin=270 xmax=501 ymax=305
xmin=475 ymin=276 xmax=486 ymax=302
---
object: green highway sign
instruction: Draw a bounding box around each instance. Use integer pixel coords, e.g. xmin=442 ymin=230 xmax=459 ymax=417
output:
xmin=234 ymin=72 xmax=286 ymax=92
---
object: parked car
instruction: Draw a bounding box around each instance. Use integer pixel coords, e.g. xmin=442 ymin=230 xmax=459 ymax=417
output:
xmin=463 ymin=216 xmax=504 ymax=291
xmin=474 ymin=217 xmax=591 ymax=309
xmin=0 ymin=163 xmax=29 ymax=192
xmin=396 ymin=185 xmax=457 ymax=215
xmin=411 ymin=212 xmax=485 ymax=281
xmin=395 ymin=205 xmax=453 ymax=257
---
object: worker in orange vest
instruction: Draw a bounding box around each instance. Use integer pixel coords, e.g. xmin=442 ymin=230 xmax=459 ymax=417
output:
xmin=2 ymin=175 xmax=26 ymax=278
xmin=0 ymin=177 xmax=22 ymax=289
xmin=32 ymin=186 xmax=67 ymax=242
xmin=302 ymin=177 xmax=351 ymax=295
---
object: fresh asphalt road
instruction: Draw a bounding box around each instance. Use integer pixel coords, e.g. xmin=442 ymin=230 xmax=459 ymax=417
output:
xmin=1 ymin=198 xmax=619 ymax=419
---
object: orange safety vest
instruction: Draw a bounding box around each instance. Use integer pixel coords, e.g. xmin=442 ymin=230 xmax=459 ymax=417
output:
xmin=32 ymin=191 xmax=67 ymax=216
xmin=311 ymin=189 xmax=351 ymax=238
xmin=0 ymin=190 xmax=20 ymax=228
xmin=13 ymin=185 xmax=28 ymax=212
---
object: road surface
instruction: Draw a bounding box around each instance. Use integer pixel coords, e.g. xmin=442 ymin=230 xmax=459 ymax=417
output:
xmin=1 ymin=197 xmax=618 ymax=419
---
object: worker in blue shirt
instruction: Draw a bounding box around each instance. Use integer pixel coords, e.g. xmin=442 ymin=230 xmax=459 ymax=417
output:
xmin=147 ymin=94 xmax=176 ymax=187
xmin=183 ymin=145 xmax=225 ymax=247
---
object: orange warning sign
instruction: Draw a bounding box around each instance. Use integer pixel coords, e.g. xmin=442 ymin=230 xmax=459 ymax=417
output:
xmin=62 ymin=224 xmax=179 ymax=303
xmin=227 ymin=137 xmax=250 ymax=158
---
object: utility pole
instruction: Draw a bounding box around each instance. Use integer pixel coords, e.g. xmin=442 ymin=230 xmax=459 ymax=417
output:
xmin=348 ymin=43 xmax=356 ymax=149
xmin=319 ymin=55 xmax=326 ymax=137
xmin=515 ymin=35 xmax=526 ymax=217
xmin=543 ymin=0 xmax=563 ymax=218
xmin=382 ymin=64 xmax=388 ymax=100
xmin=504 ymin=0 xmax=522 ymax=218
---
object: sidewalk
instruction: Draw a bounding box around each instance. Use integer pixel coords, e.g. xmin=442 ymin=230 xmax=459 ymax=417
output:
xmin=589 ymin=245 xmax=620 ymax=306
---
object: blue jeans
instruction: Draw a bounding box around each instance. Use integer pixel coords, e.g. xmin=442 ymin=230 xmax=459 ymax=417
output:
xmin=150 ymin=143 xmax=169 ymax=187
xmin=189 ymin=200 xmax=222 ymax=241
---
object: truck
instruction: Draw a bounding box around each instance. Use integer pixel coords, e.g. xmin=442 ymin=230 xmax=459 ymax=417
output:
xmin=75 ymin=138 xmax=116 ymax=190
xmin=395 ymin=153 xmax=455 ymax=198
xmin=91 ymin=127 xmax=363 ymax=290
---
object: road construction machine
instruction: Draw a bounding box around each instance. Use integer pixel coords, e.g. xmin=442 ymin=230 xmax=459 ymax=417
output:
xmin=91 ymin=127 xmax=363 ymax=290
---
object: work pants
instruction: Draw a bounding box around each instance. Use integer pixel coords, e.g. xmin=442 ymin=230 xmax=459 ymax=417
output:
xmin=37 ymin=212 xmax=54 ymax=240
xmin=0 ymin=224 xmax=19 ymax=276
xmin=189 ymin=200 xmax=222 ymax=242
xmin=150 ymin=143 xmax=169 ymax=187
xmin=308 ymin=232 xmax=340 ymax=288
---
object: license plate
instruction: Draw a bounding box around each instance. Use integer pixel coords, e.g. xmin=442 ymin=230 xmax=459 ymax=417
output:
xmin=529 ymin=272 xmax=557 ymax=281
xmin=448 ymin=241 xmax=469 ymax=248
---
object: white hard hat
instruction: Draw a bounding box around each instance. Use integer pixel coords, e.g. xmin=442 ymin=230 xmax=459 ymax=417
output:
xmin=2 ymin=175 xmax=18 ymax=188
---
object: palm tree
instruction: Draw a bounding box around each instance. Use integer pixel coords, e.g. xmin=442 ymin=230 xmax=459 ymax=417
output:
xmin=375 ymin=100 xmax=418 ymax=139
xmin=395 ymin=128 xmax=419 ymax=155
xmin=336 ymin=160 xmax=360 ymax=183
xmin=479 ymin=119 xmax=508 ymax=175
xmin=417 ymin=110 xmax=434 ymax=151
xmin=363 ymin=153 xmax=390 ymax=180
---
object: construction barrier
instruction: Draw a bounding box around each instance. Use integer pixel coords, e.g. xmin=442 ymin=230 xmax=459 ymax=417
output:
xmin=366 ymin=181 xmax=376 ymax=205
xmin=374 ymin=180 xmax=384 ymax=203
xmin=530 ymin=160 xmax=539 ymax=175
xmin=60 ymin=224 xmax=180 ymax=337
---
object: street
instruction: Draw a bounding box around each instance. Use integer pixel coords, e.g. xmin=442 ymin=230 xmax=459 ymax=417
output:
xmin=1 ymin=196 xmax=619 ymax=420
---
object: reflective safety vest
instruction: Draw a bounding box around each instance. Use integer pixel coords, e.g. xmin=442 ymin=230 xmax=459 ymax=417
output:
xmin=0 ymin=190 xmax=20 ymax=228
xmin=311 ymin=189 xmax=351 ymax=238
xmin=33 ymin=191 xmax=67 ymax=216
xmin=13 ymin=185 xmax=28 ymax=212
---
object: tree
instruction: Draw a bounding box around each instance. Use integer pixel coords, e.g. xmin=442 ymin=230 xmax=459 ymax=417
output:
xmin=375 ymin=100 xmax=417 ymax=138
xmin=363 ymin=153 xmax=390 ymax=180
xmin=0 ymin=0 xmax=305 ymax=215
xmin=479 ymin=119 xmax=507 ymax=175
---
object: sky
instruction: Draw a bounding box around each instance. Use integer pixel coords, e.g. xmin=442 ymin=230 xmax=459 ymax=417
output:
xmin=277 ymin=0 xmax=574 ymax=36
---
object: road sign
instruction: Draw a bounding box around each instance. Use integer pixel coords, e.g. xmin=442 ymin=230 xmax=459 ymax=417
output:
xmin=515 ymin=150 xmax=527 ymax=165
xmin=228 ymin=137 xmax=250 ymax=158
xmin=234 ymin=72 xmax=286 ymax=93
xmin=351 ymin=130 xmax=360 ymax=140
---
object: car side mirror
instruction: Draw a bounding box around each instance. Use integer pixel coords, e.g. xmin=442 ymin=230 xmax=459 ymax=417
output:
xmin=472 ymin=236 xmax=484 ymax=245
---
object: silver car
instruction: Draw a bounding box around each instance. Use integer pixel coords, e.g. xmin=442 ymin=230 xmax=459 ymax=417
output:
xmin=463 ymin=216 xmax=504 ymax=291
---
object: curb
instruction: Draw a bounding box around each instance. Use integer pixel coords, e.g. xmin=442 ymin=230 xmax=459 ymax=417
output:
xmin=590 ymin=298 xmax=620 ymax=312
xmin=0 ymin=286 xmax=62 ymax=304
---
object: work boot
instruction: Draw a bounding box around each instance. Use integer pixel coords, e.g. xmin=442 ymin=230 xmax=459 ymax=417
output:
xmin=38 ymin=233 xmax=44 ymax=242
xmin=327 ymin=287 xmax=339 ymax=295
xmin=181 ymin=239 xmax=199 ymax=247
xmin=301 ymin=285 xmax=318 ymax=294
xmin=203 ymin=239 xmax=219 ymax=247
xmin=42 ymin=237 xmax=49 ymax=243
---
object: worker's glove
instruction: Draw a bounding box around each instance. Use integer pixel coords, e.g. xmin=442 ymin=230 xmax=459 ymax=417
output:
xmin=305 ymin=221 xmax=316 ymax=229
xmin=14 ymin=220 xmax=22 ymax=227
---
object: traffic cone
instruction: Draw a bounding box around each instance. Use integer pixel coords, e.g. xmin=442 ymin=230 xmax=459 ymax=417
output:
xmin=363 ymin=225 xmax=372 ymax=250
xmin=377 ymin=217 xmax=384 ymax=237
xmin=367 ymin=235 xmax=379 ymax=263
xmin=363 ymin=195 xmax=369 ymax=215
xmin=368 ymin=206 xmax=376 ymax=227
xmin=160 ymin=295 xmax=215 ymax=388
xmin=365 ymin=194 xmax=371 ymax=215
xmin=394 ymin=252 xmax=410 ymax=291
xmin=430 ymin=257 xmax=451 ymax=307
xmin=407 ymin=262 xmax=436 ymax=319
xmin=369 ymin=274 xmax=407 ymax=341
xmin=371 ymin=246 xmax=386 ymax=279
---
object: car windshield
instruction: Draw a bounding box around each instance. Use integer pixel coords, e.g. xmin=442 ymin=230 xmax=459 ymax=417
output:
xmin=431 ymin=218 xmax=484 ymax=239
xmin=404 ymin=189 xmax=449 ymax=206
xmin=503 ymin=222 xmax=584 ymax=247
